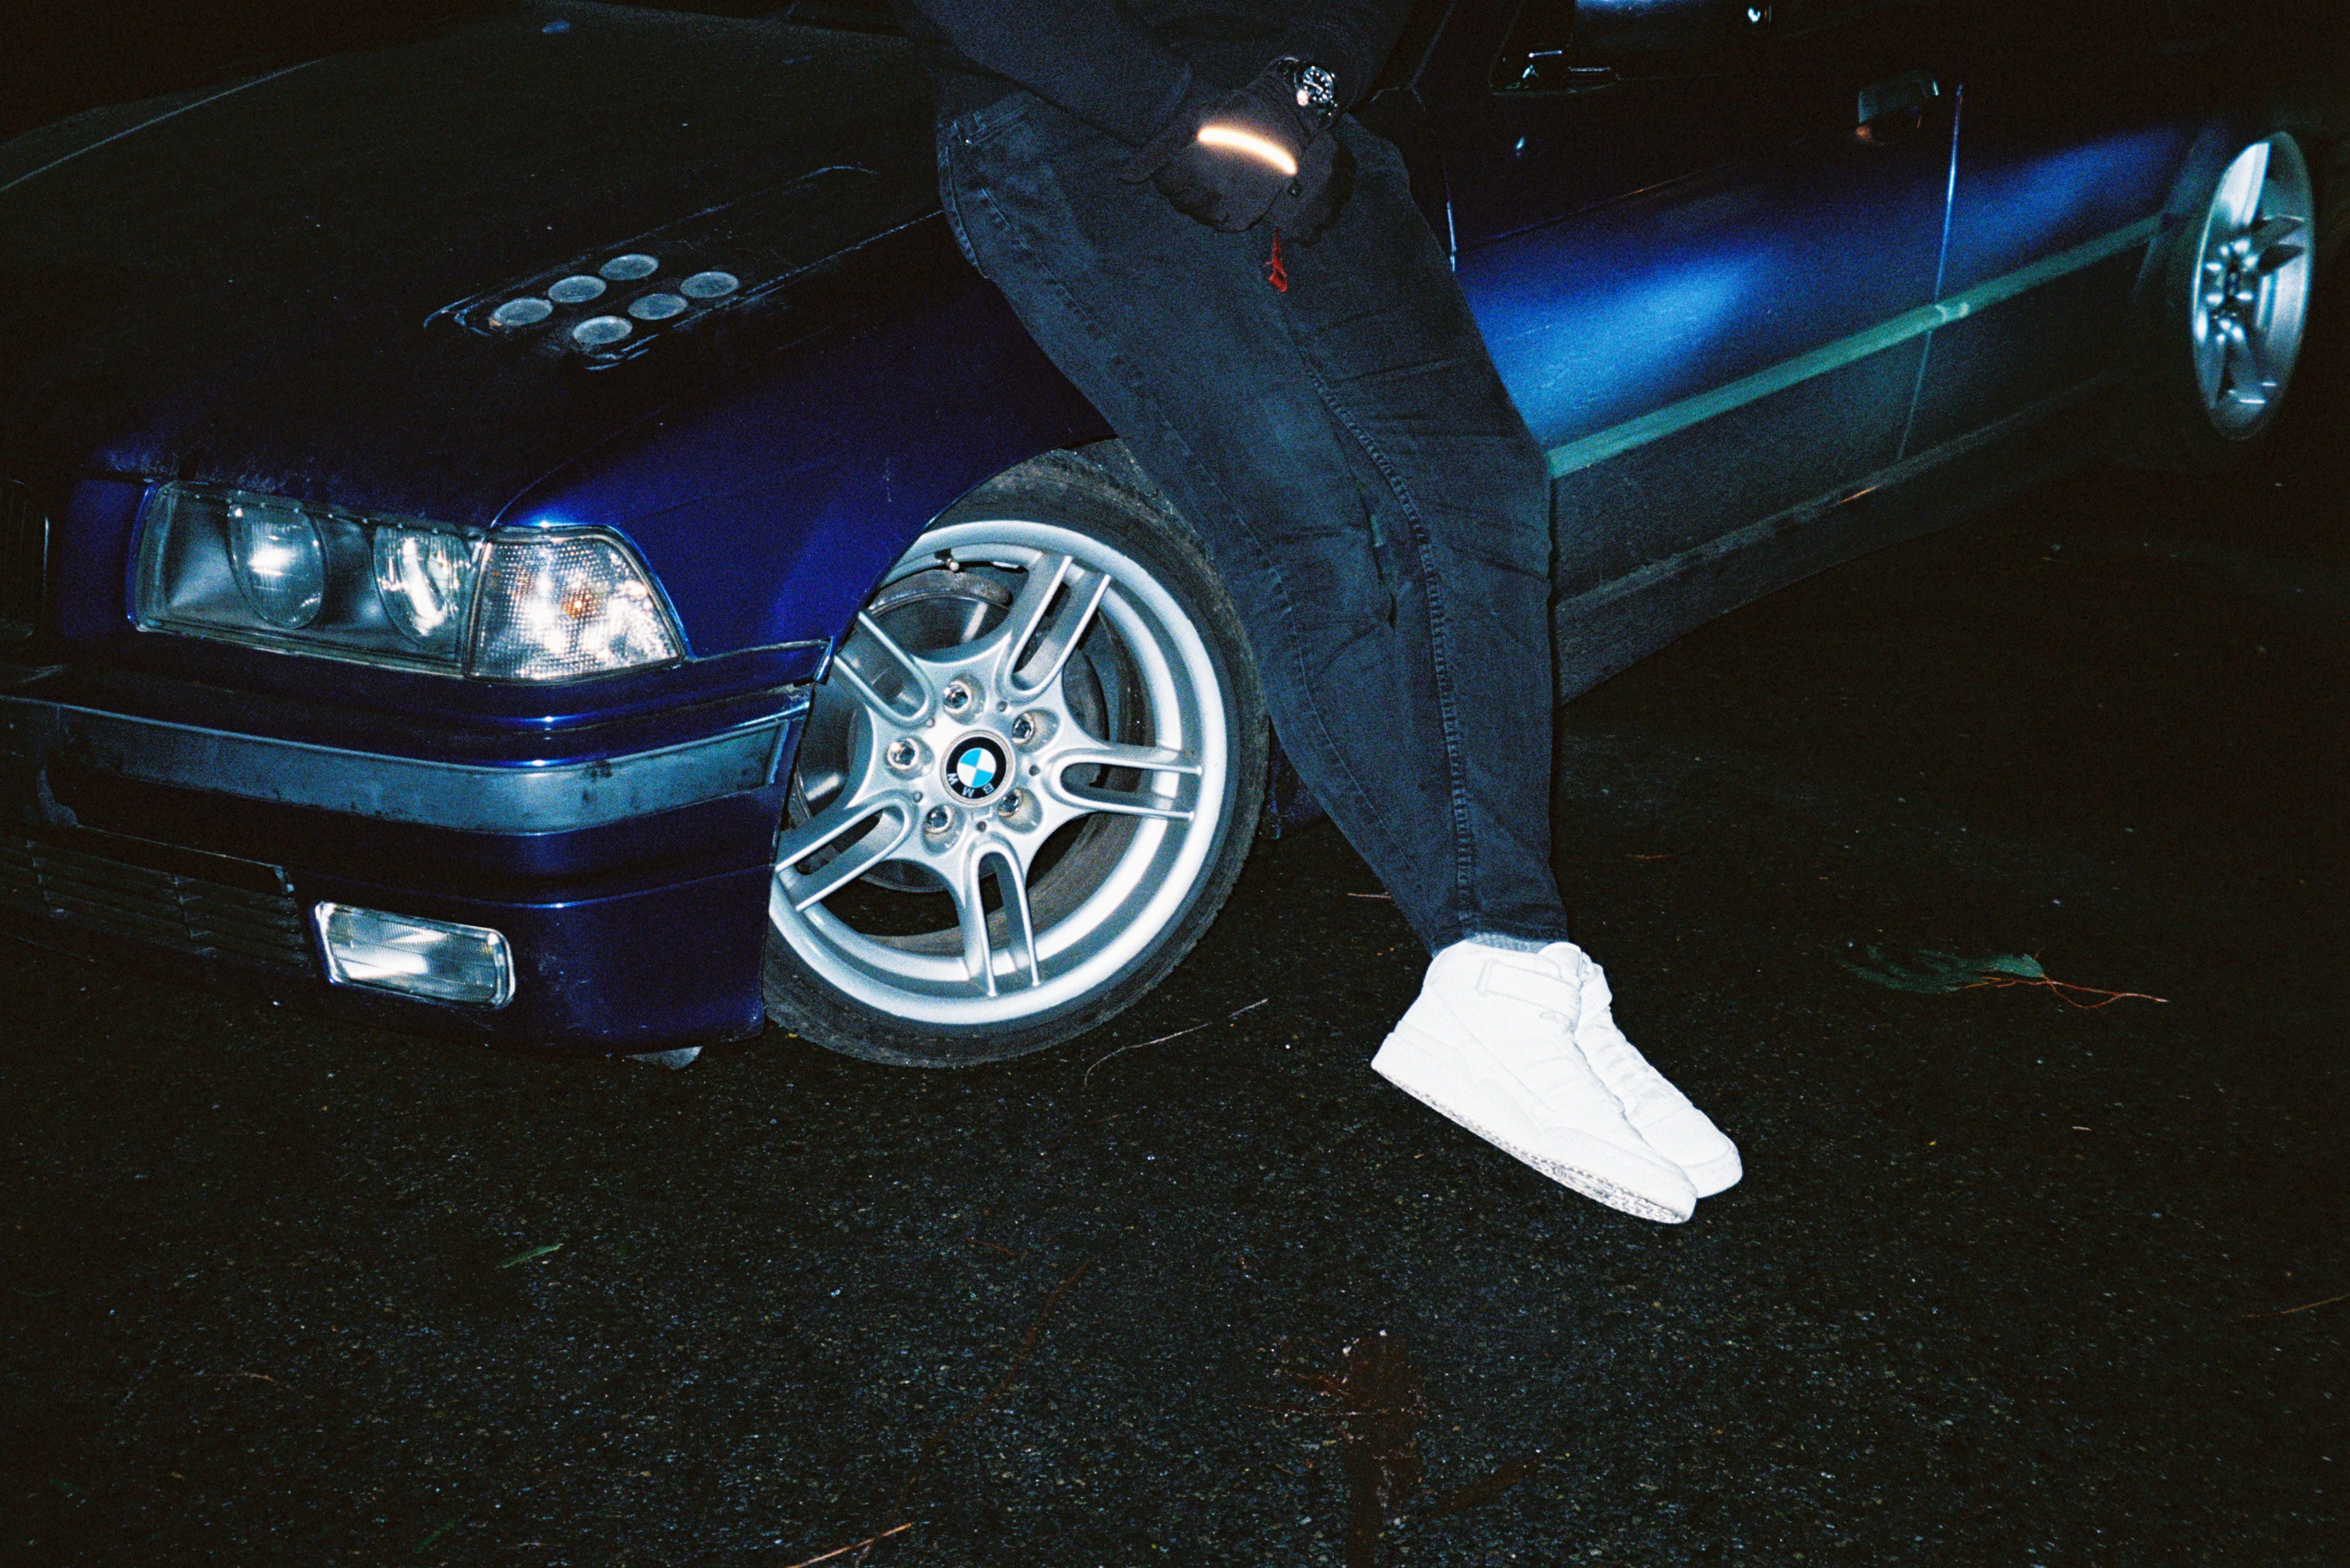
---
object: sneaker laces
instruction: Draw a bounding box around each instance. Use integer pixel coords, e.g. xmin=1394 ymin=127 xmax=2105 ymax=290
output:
xmin=1555 ymin=951 xmax=1691 ymax=1124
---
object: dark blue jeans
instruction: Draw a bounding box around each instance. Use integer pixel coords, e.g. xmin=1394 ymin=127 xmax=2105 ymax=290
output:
xmin=940 ymin=92 xmax=1569 ymax=953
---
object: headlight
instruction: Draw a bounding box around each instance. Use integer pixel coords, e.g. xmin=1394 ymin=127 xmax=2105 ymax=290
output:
xmin=373 ymin=527 xmax=475 ymax=656
xmin=226 ymin=498 xmax=327 ymax=629
xmin=137 ymin=483 xmax=682 ymax=680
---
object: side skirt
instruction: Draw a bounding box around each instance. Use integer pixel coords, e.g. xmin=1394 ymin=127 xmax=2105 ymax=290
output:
xmin=1552 ymin=374 xmax=2118 ymax=703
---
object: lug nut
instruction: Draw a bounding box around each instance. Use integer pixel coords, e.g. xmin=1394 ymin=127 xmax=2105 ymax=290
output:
xmin=886 ymin=738 xmax=920 ymax=771
xmin=998 ymin=789 xmax=1025 ymax=815
xmin=923 ymin=805 xmax=952 ymax=833
xmin=1009 ymin=714 xmax=1037 ymax=744
xmin=942 ymin=681 xmax=974 ymax=713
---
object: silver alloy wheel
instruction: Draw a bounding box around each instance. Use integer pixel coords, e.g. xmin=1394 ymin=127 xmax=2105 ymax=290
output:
xmin=2188 ymin=135 xmax=2314 ymax=438
xmin=769 ymin=517 xmax=1232 ymax=1027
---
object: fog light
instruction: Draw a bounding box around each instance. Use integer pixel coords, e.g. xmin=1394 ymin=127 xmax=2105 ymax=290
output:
xmin=315 ymin=903 xmax=514 ymax=1007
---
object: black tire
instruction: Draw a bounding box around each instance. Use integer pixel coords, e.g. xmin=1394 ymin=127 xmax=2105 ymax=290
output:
xmin=760 ymin=447 xmax=1267 ymax=1067
xmin=2115 ymin=126 xmax=2321 ymax=473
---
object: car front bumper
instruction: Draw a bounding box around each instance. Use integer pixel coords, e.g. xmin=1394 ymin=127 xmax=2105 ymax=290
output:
xmin=0 ymin=682 xmax=806 ymax=1051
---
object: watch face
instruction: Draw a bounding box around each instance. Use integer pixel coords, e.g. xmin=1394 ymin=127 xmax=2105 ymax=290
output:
xmin=1294 ymin=62 xmax=1338 ymax=116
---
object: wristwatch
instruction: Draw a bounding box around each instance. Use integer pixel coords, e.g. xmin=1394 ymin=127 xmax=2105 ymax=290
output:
xmin=1278 ymin=58 xmax=1340 ymax=127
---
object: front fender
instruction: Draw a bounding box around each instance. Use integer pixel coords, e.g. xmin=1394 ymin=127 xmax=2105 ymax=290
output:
xmin=496 ymin=216 xmax=1112 ymax=663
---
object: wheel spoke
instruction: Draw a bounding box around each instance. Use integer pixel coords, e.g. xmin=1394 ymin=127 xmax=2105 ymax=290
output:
xmin=2223 ymin=323 xmax=2272 ymax=407
xmin=981 ymin=839 xmax=1042 ymax=990
xmin=1056 ymin=784 xmax=1197 ymax=821
xmin=941 ymin=850 xmax=991 ymax=994
xmin=2244 ymin=213 xmax=2306 ymax=253
xmin=2215 ymin=139 xmax=2269 ymax=228
xmin=831 ymin=611 xmax=939 ymax=727
xmin=774 ymin=791 xmax=920 ymax=912
xmin=939 ymin=841 xmax=1043 ymax=996
xmin=1057 ymin=737 xmax=1200 ymax=772
xmin=1047 ymin=740 xmax=1201 ymax=821
xmin=996 ymin=553 xmax=1112 ymax=700
xmin=2192 ymin=315 xmax=2230 ymax=406
xmin=2252 ymin=239 xmax=2306 ymax=276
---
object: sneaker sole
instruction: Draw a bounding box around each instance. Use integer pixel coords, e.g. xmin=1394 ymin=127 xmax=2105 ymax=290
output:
xmin=1374 ymin=1031 xmax=1693 ymax=1225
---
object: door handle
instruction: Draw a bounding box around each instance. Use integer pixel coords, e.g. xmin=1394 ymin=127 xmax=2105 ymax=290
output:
xmin=1859 ymin=70 xmax=1942 ymax=123
xmin=1856 ymin=70 xmax=1942 ymax=143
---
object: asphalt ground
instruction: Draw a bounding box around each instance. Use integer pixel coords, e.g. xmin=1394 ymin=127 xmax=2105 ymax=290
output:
xmin=5 ymin=302 xmax=2347 ymax=1568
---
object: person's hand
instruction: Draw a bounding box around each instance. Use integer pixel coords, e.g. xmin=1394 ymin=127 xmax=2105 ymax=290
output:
xmin=1121 ymin=64 xmax=1350 ymax=240
xmin=1264 ymin=131 xmax=1354 ymax=246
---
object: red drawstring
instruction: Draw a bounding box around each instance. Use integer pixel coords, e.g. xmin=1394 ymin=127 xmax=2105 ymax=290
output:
xmin=1265 ymin=228 xmax=1288 ymax=293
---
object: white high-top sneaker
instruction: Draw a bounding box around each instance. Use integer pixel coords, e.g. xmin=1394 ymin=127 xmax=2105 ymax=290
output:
xmin=1541 ymin=941 xmax=1742 ymax=1198
xmin=1372 ymin=940 xmax=1698 ymax=1223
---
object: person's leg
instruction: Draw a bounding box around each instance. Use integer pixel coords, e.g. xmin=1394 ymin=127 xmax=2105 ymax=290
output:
xmin=939 ymin=96 xmax=1564 ymax=953
xmin=937 ymin=94 xmax=1734 ymax=1218
xmin=1268 ymin=124 xmax=1572 ymax=951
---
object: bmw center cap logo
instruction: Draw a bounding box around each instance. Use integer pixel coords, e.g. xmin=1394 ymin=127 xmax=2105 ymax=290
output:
xmin=944 ymin=735 xmax=1009 ymax=803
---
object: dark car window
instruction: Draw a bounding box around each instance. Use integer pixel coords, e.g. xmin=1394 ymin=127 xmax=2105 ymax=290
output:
xmin=1494 ymin=0 xmax=1942 ymax=91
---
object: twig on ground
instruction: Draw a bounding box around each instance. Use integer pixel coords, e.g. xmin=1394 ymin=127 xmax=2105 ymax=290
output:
xmin=1345 ymin=892 xmax=1392 ymax=899
xmin=413 ymin=1515 xmax=467 ymax=1553
xmin=1082 ymin=998 xmax=1268 ymax=1087
xmin=496 ymin=1242 xmax=564 ymax=1269
xmin=779 ymin=1523 xmax=911 ymax=1568
xmin=2237 ymin=1290 xmax=2350 ymax=1321
xmin=1965 ymin=974 xmax=2169 ymax=1009
xmin=1838 ymin=946 xmax=2167 ymax=1008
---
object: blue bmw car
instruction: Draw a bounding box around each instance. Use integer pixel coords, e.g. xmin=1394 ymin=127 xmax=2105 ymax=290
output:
xmin=0 ymin=0 xmax=2331 ymax=1063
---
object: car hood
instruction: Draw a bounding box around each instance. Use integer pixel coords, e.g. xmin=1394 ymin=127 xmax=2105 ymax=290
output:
xmin=0 ymin=2 xmax=938 ymax=527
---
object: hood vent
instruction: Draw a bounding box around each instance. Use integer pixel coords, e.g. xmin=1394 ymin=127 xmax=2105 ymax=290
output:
xmin=0 ymin=477 xmax=48 ymax=642
xmin=434 ymin=163 xmax=919 ymax=367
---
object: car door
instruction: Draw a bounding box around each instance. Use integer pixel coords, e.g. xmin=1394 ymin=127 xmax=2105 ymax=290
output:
xmin=1416 ymin=0 xmax=1959 ymax=670
xmin=1901 ymin=0 xmax=2208 ymax=452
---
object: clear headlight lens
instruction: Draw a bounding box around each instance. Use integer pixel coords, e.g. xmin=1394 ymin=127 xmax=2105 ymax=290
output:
xmin=226 ymin=499 xmax=327 ymax=629
xmin=138 ymin=483 xmax=682 ymax=680
xmin=373 ymin=527 xmax=477 ymax=655
xmin=469 ymin=533 xmax=682 ymax=681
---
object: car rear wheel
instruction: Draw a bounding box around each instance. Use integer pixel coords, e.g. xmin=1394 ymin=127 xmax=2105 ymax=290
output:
xmin=761 ymin=449 xmax=1266 ymax=1067
xmin=2118 ymin=129 xmax=2318 ymax=472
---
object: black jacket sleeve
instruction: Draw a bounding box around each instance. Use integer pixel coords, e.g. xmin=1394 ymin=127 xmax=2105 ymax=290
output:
xmin=891 ymin=0 xmax=1197 ymax=146
xmin=891 ymin=1 xmax=1417 ymax=146
xmin=1278 ymin=0 xmax=1418 ymax=107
